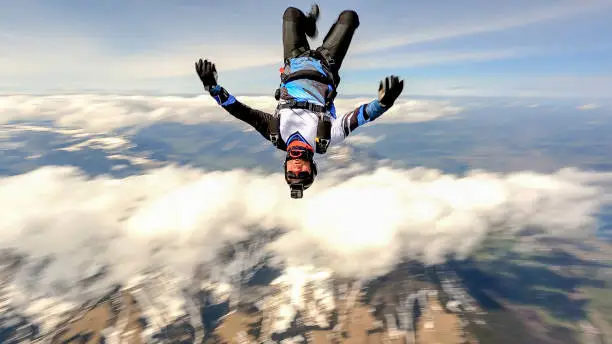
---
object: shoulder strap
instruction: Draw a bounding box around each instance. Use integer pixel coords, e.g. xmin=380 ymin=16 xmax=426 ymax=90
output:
xmin=268 ymin=113 xmax=287 ymax=151
xmin=315 ymin=113 xmax=332 ymax=154
xmin=281 ymin=69 xmax=334 ymax=87
xmin=269 ymin=113 xmax=281 ymax=147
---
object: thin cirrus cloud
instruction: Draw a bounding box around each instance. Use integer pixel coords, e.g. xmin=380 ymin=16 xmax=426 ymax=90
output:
xmin=343 ymin=48 xmax=537 ymax=70
xmin=350 ymin=0 xmax=612 ymax=54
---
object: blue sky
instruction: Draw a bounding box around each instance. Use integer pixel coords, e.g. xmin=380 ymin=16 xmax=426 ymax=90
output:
xmin=1 ymin=0 xmax=611 ymax=98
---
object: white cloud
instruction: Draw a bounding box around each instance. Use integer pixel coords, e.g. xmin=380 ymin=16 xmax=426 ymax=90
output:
xmin=373 ymin=99 xmax=463 ymax=123
xmin=345 ymin=134 xmax=385 ymax=146
xmin=0 ymin=164 xmax=609 ymax=304
xmin=0 ymin=94 xmax=462 ymax=133
xmin=577 ymin=103 xmax=600 ymax=111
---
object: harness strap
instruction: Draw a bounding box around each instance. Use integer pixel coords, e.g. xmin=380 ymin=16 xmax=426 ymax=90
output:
xmin=269 ymin=114 xmax=281 ymax=147
xmin=277 ymin=99 xmax=327 ymax=113
xmin=316 ymin=112 xmax=332 ymax=154
xmin=280 ymin=69 xmax=334 ymax=88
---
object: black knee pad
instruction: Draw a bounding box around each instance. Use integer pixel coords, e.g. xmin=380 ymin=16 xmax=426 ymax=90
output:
xmin=284 ymin=7 xmax=304 ymax=21
xmin=338 ymin=10 xmax=359 ymax=27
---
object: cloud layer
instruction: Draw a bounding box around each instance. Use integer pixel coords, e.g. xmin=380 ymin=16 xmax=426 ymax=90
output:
xmin=1 ymin=164 xmax=610 ymax=304
xmin=0 ymin=94 xmax=463 ymax=133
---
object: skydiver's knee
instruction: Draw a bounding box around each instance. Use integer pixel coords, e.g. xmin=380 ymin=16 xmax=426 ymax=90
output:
xmin=284 ymin=7 xmax=303 ymax=21
xmin=338 ymin=10 xmax=359 ymax=27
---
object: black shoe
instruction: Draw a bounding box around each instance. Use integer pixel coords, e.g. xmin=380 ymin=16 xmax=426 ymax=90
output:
xmin=305 ymin=3 xmax=319 ymax=38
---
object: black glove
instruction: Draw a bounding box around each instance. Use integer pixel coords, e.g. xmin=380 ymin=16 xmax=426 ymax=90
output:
xmin=378 ymin=75 xmax=404 ymax=107
xmin=195 ymin=58 xmax=218 ymax=92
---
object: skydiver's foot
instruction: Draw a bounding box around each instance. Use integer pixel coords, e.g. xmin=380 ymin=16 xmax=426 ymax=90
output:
xmin=305 ymin=3 xmax=319 ymax=38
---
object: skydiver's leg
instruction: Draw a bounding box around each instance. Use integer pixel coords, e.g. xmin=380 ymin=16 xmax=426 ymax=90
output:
xmin=283 ymin=7 xmax=317 ymax=60
xmin=317 ymin=10 xmax=360 ymax=82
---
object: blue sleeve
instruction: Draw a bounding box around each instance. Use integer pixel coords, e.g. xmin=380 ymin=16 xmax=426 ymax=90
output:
xmin=355 ymin=99 xmax=389 ymax=126
xmin=330 ymin=98 xmax=390 ymax=143
xmin=364 ymin=99 xmax=388 ymax=121
xmin=209 ymin=85 xmax=236 ymax=107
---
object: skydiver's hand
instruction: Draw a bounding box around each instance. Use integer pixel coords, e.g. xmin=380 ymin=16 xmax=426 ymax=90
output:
xmin=377 ymin=75 xmax=404 ymax=107
xmin=195 ymin=58 xmax=218 ymax=92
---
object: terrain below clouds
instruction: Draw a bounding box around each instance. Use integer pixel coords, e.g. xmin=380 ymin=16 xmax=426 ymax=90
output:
xmin=1 ymin=93 xmax=612 ymax=343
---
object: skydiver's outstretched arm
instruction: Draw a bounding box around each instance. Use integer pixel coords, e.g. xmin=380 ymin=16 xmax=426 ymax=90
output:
xmin=195 ymin=58 xmax=274 ymax=142
xmin=331 ymin=75 xmax=404 ymax=144
xmin=209 ymin=85 xmax=275 ymax=142
xmin=330 ymin=99 xmax=387 ymax=143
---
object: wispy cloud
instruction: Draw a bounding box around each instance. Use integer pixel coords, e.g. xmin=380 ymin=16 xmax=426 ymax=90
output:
xmin=351 ymin=0 xmax=612 ymax=54
xmin=577 ymin=103 xmax=600 ymax=111
xmin=345 ymin=134 xmax=386 ymax=146
xmin=0 ymin=33 xmax=279 ymax=83
xmin=344 ymin=47 xmax=537 ymax=70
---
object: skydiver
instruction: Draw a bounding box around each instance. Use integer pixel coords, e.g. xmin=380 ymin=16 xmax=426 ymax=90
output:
xmin=195 ymin=4 xmax=404 ymax=199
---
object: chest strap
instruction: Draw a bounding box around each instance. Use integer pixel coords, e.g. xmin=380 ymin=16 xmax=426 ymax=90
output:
xmin=277 ymin=99 xmax=327 ymax=113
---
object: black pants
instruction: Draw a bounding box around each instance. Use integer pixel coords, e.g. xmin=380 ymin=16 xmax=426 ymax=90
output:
xmin=282 ymin=7 xmax=360 ymax=84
